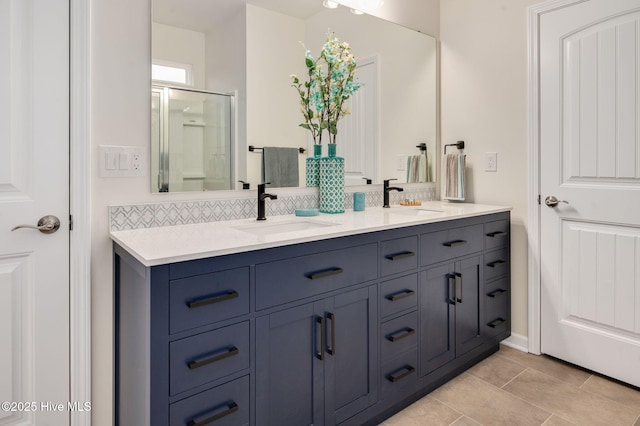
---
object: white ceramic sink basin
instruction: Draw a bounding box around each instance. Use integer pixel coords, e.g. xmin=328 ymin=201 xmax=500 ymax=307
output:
xmin=233 ymin=219 xmax=337 ymax=236
xmin=387 ymin=208 xmax=445 ymax=216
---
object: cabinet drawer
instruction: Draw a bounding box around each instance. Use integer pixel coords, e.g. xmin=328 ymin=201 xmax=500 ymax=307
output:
xmin=381 ymin=349 xmax=418 ymax=400
xmin=420 ymin=224 xmax=483 ymax=266
xmin=485 ymin=219 xmax=509 ymax=250
xmin=381 ymin=311 xmax=418 ymax=361
xmin=484 ymin=248 xmax=509 ymax=282
xmin=170 ymin=267 xmax=249 ymax=334
xmin=380 ymin=274 xmax=418 ymax=318
xmin=170 ymin=321 xmax=250 ymax=396
xmin=255 ymin=243 xmax=378 ymax=310
xmin=484 ymin=278 xmax=509 ymax=338
xmin=380 ymin=236 xmax=418 ymax=277
xmin=170 ymin=375 xmax=249 ymax=426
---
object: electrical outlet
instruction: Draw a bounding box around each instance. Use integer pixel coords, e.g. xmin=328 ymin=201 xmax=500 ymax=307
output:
xmin=396 ymin=155 xmax=406 ymax=171
xmin=485 ymin=152 xmax=497 ymax=172
xmin=99 ymin=145 xmax=146 ymax=177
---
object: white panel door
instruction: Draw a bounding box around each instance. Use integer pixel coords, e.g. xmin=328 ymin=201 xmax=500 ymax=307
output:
xmin=0 ymin=0 xmax=70 ymax=424
xmin=540 ymin=0 xmax=640 ymax=387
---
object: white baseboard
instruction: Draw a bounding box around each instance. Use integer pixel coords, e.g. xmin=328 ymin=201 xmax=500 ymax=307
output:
xmin=501 ymin=333 xmax=528 ymax=353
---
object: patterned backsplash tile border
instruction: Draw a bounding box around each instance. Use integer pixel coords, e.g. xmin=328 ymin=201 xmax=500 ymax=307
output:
xmin=109 ymin=186 xmax=436 ymax=231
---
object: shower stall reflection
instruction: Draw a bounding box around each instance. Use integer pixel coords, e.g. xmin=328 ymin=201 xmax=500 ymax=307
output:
xmin=151 ymin=86 xmax=234 ymax=192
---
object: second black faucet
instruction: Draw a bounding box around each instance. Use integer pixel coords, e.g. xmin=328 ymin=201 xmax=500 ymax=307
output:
xmin=257 ymin=182 xmax=277 ymax=220
xmin=383 ymin=179 xmax=404 ymax=208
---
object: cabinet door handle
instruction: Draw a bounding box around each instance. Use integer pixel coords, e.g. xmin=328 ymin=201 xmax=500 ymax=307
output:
xmin=487 ymin=260 xmax=506 ymax=268
xmin=448 ymin=274 xmax=456 ymax=305
xmin=385 ymin=251 xmax=415 ymax=261
xmin=487 ymin=288 xmax=507 ymax=298
xmin=187 ymin=401 xmax=239 ymax=426
xmin=327 ymin=312 xmax=336 ymax=356
xmin=307 ymin=267 xmax=344 ymax=280
xmin=187 ymin=290 xmax=238 ymax=309
xmin=316 ymin=316 xmax=325 ymax=360
xmin=488 ymin=318 xmax=506 ymax=328
xmin=443 ymin=239 xmax=467 ymax=247
xmin=455 ymin=272 xmax=463 ymax=304
xmin=387 ymin=327 xmax=416 ymax=342
xmin=386 ymin=289 xmax=415 ymax=302
xmin=187 ymin=346 xmax=239 ymax=370
xmin=486 ymin=231 xmax=507 ymax=238
xmin=387 ymin=365 xmax=416 ymax=383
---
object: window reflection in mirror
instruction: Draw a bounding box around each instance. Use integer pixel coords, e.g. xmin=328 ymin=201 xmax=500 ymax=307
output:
xmin=152 ymin=0 xmax=437 ymax=193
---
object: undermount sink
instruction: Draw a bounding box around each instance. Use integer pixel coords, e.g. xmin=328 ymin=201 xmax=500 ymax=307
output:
xmin=388 ymin=208 xmax=445 ymax=216
xmin=233 ymin=219 xmax=337 ymax=236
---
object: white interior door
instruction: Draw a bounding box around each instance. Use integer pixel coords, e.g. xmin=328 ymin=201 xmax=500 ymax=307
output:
xmin=540 ymin=0 xmax=640 ymax=387
xmin=0 ymin=0 xmax=70 ymax=424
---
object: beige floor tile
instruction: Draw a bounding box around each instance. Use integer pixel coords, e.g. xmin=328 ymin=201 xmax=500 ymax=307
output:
xmin=467 ymin=353 xmax=527 ymax=388
xmin=380 ymin=395 xmax=462 ymax=426
xmin=431 ymin=373 xmax=551 ymax=426
xmin=634 ymin=415 xmax=640 ymax=426
xmin=450 ymin=415 xmax=481 ymax=425
xmin=503 ymin=368 xmax=638 ymax=426
xmin=543 ymin=415 xmax=577 ymax=426
xmin=580 ymin=374 xmax=640 ymax=412
xmin=498 ymin=346 xmax=591 ymax=387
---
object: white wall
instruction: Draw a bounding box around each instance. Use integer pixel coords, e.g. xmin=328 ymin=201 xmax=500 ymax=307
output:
xmin=440 ymin=0 xmax=545 ymax=339
xmin=152 ymin=22 xmax=206 ymax=88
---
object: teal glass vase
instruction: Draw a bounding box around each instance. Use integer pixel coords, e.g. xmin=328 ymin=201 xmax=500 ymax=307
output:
xmin=305 ymin=144 xmax=322 ymax=187
xmin=319 ymin=144 xmax=345 ymax=214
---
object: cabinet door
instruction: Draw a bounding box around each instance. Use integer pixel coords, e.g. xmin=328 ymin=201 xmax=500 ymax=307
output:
xmin=420 ymin=263 xmax=455 ymax=375
xmin=256 ymin=303 xmax=324 ymax=426
xmin=324 ymin=286 xmax=378 ymax=425
xmin=454 ymin=255 xmax=483 ymax=356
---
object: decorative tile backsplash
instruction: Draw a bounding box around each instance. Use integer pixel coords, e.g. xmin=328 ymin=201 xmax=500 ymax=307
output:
xmin=109 ymin=186 xmax=436 ymax=231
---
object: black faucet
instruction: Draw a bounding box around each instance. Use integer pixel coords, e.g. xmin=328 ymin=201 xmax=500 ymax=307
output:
xmin=257 ymin=182 xmax=277 ymax=221
xmin=383 ymin=179 xmax=404 ymax=208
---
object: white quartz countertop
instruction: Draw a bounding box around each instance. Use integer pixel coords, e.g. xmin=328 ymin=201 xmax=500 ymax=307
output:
xmin=110 ymin=202 xmax=511 ymax=267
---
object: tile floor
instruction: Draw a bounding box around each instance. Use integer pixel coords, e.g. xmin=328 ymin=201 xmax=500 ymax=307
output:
xmin=380 ymin=345 xmax=640 ymax=426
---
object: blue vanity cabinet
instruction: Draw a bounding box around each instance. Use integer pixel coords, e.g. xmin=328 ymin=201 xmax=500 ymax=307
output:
xmin=255 ymin=285 xmax=378 ymax=426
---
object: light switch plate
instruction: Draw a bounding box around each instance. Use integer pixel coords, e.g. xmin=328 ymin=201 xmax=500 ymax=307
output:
xmin=99 ymin=145 xmax=146 ymax=177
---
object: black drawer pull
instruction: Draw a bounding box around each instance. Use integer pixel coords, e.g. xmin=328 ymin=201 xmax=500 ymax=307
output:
xmin=443 ymin=239 xmax=467 ymax=248
xmin=187 ymin=290 xmax=238 ymax=309
xmin=487 ymin=318 xmax=507 ymax=328
xmin=487 ymin=289 xmax=507 ymax=298
xmin=385 ymin=251 xmax=415 ymax=261
xmin=187 ymin=346 xmax=239 ymax=370
xmin=487 ymin=260 xmax=506 ymax=268
xmin=307 ymin=267 xmax=344 ymax=280
xmin=387 ymin=365 xmax=416 ymax=383
xmin=386 ymin=289 xmax=415 ymax=302
xmin=187 ymin=401 xmax=239 ymax=426
xmin=486 ymin=231 xmax=507 ymax=238
xmin=387 ymin=327 xmax=416 ymax=342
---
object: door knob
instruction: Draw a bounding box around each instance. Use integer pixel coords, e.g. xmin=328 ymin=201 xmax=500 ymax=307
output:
xmin=544 ymin=196 xmax=568 ymax=208
xmin=11 ymin=215 xmax=61 ymax=234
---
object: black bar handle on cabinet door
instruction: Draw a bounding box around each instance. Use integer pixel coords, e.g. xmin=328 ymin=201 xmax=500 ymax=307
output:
xmin=487 ymin=288 xmax=507 ymax=298
xmin=487 ymin=260 xmax=506 ymax=268
xmin=455 ymin=272 xmax=463 ymax=304
xmin=448 ymin=274 xmax=456 ymax=305
xmin=387 ymin=289 xmax=415 ymax=302
xmin=488 ymin=318 xmax=506 ymax=328
xmin=316 ymin=316 xmax=325 ymax=360
xmin=187 ymin=346 xmax=239 ymax=370
xmin=387 ymin=365 xmax=416 ymax=383
xmin=486 ymin=231 xmax=508 ymax=238
xmin=385 ymin=251 xmax=416 ymax=261
xmin=307 ymin=267 xmax=344 ymax=280
xmin=387 ymin=327 xmax=416 ymax=342
xmin=187 ymin=401 xmax=239 ymax=426
xmin=187 ymin=290 xmax=239 ymax=309
xmin=443 ymin=239 xmax=467 ymax=248
xmin=327 ymin=312 xmax=336 ymax=356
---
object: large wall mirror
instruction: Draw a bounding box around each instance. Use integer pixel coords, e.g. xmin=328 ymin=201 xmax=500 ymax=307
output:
xmin=151 ymin=0 xmax=437 ymax=193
